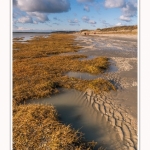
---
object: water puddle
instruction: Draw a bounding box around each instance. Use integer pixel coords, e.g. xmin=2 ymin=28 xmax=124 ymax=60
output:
xmin=107 ymin=59 xmax=118 ymax=72
xmin=66 ymin=72 xmax=101 ymax=80
xmin=79 ymin=55 xmax=97 ymax=61
xmin=65 ymin=59 xmax=118 ymax=80
xmin=13 ymin=41 xmax=29 ymax=44
xmin=26 ymin=88 xmax=124 ymax=150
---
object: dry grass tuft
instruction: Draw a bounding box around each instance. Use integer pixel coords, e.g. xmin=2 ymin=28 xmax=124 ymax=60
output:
xmin=13 ymin=104 xmax=97 ymax=150
xmin=13 ymin=34 xmax=82 ymax=59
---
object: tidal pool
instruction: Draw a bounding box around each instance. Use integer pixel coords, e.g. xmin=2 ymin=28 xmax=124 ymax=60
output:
xmin=26 ymin=88 xmax=124 ymax=150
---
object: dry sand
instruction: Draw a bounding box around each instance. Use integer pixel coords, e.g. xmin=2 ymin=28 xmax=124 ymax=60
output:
xmin=27 ymin=33 xmax=137 ymax=150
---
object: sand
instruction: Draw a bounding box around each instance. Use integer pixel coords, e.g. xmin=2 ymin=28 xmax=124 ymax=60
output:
xmin=27 ymin=33 xmax=137 ymax=150
xmin=75 ymin=33 xmax=138 ymax=150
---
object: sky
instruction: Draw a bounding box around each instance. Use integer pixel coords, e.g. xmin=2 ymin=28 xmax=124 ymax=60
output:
xmin=13 ymin=0 xmax=138 ymax=32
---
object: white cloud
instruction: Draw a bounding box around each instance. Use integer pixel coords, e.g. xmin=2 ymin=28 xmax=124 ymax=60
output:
xmin=84 ymin=5 xmax=90 ymax=12
xmin=16 ymin=12 xmax=50 ymax=24
xmin=116 ymin=22 xmax=122 ymax=26
xmin=17 ymin=16 xmax=33 ymax=23
xmin=16 ymin=0 xmax=70 ymax=13
xmin=27 ymin=12 xmax=49 ymax=23
xmin=82 ymin=16 xmax=96 ymax=25
xmin=89 ymin=20 xmax=96 ymax=24
xmin=104 ymin=0 xmax=137 ymax=22
xmin=122 ymin=1 xmax=137 ymax=17
xmin=119 ymin=15 xmax=131 ymax=22
xmin=119 ymin=1 xmax=137 ymax=22
xmin=101 ymin=20 xmax=111 ymax=27
xmin=82 ymin=16 xmax=90 ymax=22
xmin=68 ymin=18 xmax=80 ymax=26
xmin=77 ymin=0 xmax=95 ymax=3
xmin=68 ymin=19 xmax=79 ymax=24
xmin=105 ymin=0 xmax=125 ymax=8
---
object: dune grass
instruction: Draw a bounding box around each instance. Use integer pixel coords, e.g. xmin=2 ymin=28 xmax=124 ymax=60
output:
xmin=96 ymin=25 xmax=137 ymax=32
xmin=81 ymin=25 xmax=137 ymax=35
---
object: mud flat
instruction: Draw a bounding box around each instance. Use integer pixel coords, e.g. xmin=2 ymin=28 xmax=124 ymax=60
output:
xmin=27 ymin=33 xmax=137 ymax=149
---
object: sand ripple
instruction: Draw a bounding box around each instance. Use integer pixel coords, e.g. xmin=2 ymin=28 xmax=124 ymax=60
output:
xmin=84 ymin=89 xmax=137 ymax=150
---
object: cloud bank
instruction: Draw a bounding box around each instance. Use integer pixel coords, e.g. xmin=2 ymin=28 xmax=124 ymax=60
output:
xmin=18 ymin=16 xmax=33 ymax=23
xmin=82 ymin=16 xmax=96 ymax=25
xmin=77 ymin=0 xmax=95 ymax=3
xmin=15 ymin=0 xmax=70 ymax=13
xmin=105 ymin=0 xmax=125 ymax=8
xmin=116 ymin=22 xmax=122 ymax=26
xmin=120 ymin=1 xmax=137 ymax=22
xmin=27 ymin=12 xmax=50 ymax=23
xmin=84 ymin=5 xmax=90 ymax=12
xmin=104 ymin=0 xmax=137 ymax=22
xmin=82 ymin=16 xmax=90 ymax=22
xmin=119 ymin=15 xmax=131 ymax=22
xmin=68 ymin=19 xmax=79 ymax=24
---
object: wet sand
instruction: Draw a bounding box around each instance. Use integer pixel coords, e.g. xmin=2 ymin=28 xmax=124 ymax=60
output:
xmin=27 ymin=33 xmax=137 ymax=150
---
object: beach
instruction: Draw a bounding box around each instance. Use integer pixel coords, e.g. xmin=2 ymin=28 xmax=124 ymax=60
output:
xmin=13 ymin=31 xmax=137 ymax=150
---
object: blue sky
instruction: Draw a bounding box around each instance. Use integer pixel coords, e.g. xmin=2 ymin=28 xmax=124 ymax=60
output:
xmin=13 ymin=0 xmax=137 ymax=32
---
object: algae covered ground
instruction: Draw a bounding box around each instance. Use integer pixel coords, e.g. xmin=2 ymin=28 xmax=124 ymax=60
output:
xmin=13 ymin=104 xmax=97 ymax=150
xmin=13 ymin=33 xmax=115 ymax=105
xmin=13 ymin=33 xmax=115 ymax=149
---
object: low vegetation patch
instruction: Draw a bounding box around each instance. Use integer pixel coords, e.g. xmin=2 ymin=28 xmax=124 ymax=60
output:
xmin=97 ymin=25 xmax=137 ymax=32
xmin=13 ymin=104 xmax=97 ymax=150
xmin=13 ymin=54 xmax=115 ymax=105
xmin=13 ymin=34 xmax=116 ymax=105
xmin=81 ymin=25 xmax=137 ymax=34
xmin=13 ymin=34 xmax=82 ymax=59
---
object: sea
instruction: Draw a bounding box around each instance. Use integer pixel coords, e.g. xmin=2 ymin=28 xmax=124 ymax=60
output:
xmin=13 ymin=32 xmax=51 ymax=41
